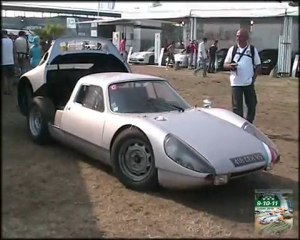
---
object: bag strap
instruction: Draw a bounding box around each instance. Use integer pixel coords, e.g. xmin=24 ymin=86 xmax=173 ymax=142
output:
xmin=231 ymin=44 xmax=249 ymax=63
xmin=250 ymin=45 xmax=255 ymax=67
xmin=231 ymin=45 xmax=238 ymax=63
xmin=237 ymin=46 xmax=248 ymax=62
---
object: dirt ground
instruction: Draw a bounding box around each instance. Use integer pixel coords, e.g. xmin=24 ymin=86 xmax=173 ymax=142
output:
xmin=2 ymin=65 xmax=299 ymax=238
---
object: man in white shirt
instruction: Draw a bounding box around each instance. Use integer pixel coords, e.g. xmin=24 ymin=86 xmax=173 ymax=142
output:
xmin=194 ymin=37 xmax=208 ymax=77
xmin=14 ymin=30 xmax=29 ymax=75
xmin=223 ymin=28 xmax=261 ymax=123
xmin=2 ymin=30 xmax=15 ymax=95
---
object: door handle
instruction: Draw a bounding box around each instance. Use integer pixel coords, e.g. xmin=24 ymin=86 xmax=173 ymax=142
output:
xmin=66 ymin=106 xmax=71 ymax=111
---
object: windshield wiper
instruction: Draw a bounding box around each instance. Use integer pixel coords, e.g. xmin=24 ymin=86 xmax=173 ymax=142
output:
xmin=167 ymin=103 xmax=185 ymax=112
xmin=146 ymin=98 xmax=185 ymax=112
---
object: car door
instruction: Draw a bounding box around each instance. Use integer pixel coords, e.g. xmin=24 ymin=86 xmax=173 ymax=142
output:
xmin=61 ymin=84 xmax=106 ymax=147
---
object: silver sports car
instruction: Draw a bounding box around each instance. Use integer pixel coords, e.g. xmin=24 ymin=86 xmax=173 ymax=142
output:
xmin=18 ymin=38 xmax=280 ymax=191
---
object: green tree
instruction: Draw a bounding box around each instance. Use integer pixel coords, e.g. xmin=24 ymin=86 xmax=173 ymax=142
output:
xmin=35 ymin=24 xmax=66 ymax=41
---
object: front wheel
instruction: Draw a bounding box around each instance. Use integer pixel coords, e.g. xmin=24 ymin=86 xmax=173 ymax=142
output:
xmin=149 ymin=55 xmax=154 ymax=65
xmin=111 ymin=128 xmax=158 ymax=191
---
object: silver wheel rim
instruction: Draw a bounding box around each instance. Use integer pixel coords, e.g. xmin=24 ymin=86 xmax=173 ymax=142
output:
xmin=119 ymin=141 xmax=153 ymax=181
xmin=29 ymin=106 xmax=42 ymax=137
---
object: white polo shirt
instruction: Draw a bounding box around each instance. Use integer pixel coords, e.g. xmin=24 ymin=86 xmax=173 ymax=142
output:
xmin=1 ymin=37 xmax=14 ymax=66
xmin=224 ymin=45 xmax=261 ymax=86
xmin=198 ymin=41 xmax=207 ymax=60
xmin=14 ymin=36 xmax=28 ymax=54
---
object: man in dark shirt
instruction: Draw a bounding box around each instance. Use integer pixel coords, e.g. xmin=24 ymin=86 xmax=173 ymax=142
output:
xmin=208 ymin=40 xmax=218 ymax=73
xmin=166 ymin=41 xmax=175 ymax=69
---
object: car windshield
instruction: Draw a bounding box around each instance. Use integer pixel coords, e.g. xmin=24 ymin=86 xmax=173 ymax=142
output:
xmin=217 ymin=49 xmax=228 ymax=57
xmin=146 ymin=47 xmax=155 ymax=52
xmin=108 ymin=80 xmax=190 ymax=113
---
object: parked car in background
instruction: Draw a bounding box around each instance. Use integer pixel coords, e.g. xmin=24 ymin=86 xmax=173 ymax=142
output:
xmin=259 ymin=49 xmax=278 ymax=75
xmin=174 ymin=49 xmax=189 ymax=68
xmin=129 ymin=46 xmax=155 ymax=65
xmin=259 ymin=49 xmax=299 ymax=76
xmin=216 ymin=48 xmax=229 ymax=71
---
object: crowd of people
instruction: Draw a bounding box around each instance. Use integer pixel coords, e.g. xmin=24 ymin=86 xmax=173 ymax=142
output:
xmin=1 ymin=29 xmax=46 ymax=95
xmin=3 ymin=28 xmax=261 ymax=123
xmin=164 ymin=38 xmax=219 ymax=75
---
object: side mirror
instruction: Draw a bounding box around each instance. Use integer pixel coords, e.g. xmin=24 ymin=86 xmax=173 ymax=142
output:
xmin=203 ymin=99 xmax=213 ymax=108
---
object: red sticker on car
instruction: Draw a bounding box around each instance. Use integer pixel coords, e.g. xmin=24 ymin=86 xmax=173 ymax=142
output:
xmin=110 ymin=85 xmax=118 ymax=90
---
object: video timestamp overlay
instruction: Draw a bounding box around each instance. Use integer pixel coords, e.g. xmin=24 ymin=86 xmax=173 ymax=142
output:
xmin=255 ymin=189 xmax=293 ymax=236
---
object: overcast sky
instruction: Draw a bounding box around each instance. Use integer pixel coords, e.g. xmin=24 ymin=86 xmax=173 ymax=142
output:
xmin=3 ymin=1 xmax=291 ymax=12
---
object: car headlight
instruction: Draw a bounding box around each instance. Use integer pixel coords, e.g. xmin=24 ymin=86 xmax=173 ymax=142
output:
xmin=242 ymin=122 xmax=277 ymax=150
xmin=242 ymin=122 xmax=279 ymax=164
xmin=164 ymin=134 xmax=215 ymax=174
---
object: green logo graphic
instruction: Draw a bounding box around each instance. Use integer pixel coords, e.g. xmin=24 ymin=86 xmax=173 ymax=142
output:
xmin=255 ymin=189 xmax=293 ymax=237
xmin=255 ymin=194 xmax=281 ymax=207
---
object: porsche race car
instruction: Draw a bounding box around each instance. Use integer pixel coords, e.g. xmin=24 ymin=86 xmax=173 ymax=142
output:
xmin=17 ymin=37 xmax=280 ymax=191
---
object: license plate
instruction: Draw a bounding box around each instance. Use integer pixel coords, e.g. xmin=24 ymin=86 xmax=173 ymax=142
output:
xmin=230 ymin=153 xmax=265 ymax=167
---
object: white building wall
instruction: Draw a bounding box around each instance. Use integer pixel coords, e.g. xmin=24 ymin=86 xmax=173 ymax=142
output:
xmin=133 ymin=28 xmax=142 ymax=52
xmin=250 ymin=23 xmax=282 ymax=51
xmin=198 ymin=17 xmax=299 ymax=52
xmin=115 ymin=20 xmax=162 ymax=52
xmin=135 ymin=20 xmax=162 ymax=28
xmin=202 ymin=22 xmax=240 ymax=49
xmin=140 ymin=28 xmax=162 ymax=51
xmin=115 ymin=25 xmax=134 ymax=52
xmin=292 ymin=22 xmax=299 ymax=52
xmin=250 ymin=20 xmax=298 ymax=52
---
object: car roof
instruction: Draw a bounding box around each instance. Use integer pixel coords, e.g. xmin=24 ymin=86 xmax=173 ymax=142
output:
xmin=78 ymin=72 xmax=166 ymax=87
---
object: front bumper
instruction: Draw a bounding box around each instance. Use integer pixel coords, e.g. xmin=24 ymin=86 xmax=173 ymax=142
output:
xmin=157 ymin=156 xmax=280 ymax=189
xmin=129 ymin=58 xmax=146 ymax=64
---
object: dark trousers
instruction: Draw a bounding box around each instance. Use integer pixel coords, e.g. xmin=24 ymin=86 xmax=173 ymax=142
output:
xmin=208 ymin=57 xmax=215 ymax=72
xmin=231 ymin=84 xmax=257 ymax=123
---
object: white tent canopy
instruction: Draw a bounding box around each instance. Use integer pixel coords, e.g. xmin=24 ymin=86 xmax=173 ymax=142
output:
xmin=121 ymin=2 xmax=298 ymax=19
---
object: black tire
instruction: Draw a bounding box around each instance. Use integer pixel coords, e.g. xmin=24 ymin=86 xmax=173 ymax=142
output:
xmin=27 ymin=97 xmax=55 ymax=145
xmin=18 ymin=81 xmax=33 ymax=116
xmin=111 ymin=128 xmax=158 ymax=191
xmin=149 ymin=55 xmax=154 ymax=65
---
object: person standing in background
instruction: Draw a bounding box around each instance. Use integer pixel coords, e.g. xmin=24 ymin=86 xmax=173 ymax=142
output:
xmin=191 ymin=40 xmax=197 ymax=69
xmin=208 ymin=40 xmax=218 ymax=73
xmin=119 ymin=34 xmax=126 ymax=55
xmin=194 ymin=37 xmax=208 ymax=77
xmin=29 ymin=36 xmax=42 ymax=69
xmin=2 ymin=30 xmax=15 ymax=95
xmin=223 ymin=28 xmax=261 ymax=123
xmin=178 ymin=40 xmax=185 ymax=49
xmin=186 ymin=40 xmax=193 ymax=69
xmin=14 ymin=30 xmax=30 ymax=75
xmin=166 ymin=41 xmax=176 ymax=70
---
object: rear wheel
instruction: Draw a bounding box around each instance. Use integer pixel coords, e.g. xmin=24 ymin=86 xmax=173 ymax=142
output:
xmin=18 ymin=82 xmax=33 ymax=116
xmin=111 ymin=128 xmax=158 ymax=191
xmin=27 ymin=97 xmax=55 ymax=144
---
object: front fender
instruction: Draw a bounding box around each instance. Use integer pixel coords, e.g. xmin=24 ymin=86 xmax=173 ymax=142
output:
xmin=200 ymin=107 xmax=247 ymax=128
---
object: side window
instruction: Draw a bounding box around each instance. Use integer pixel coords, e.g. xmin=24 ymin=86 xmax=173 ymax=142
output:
xmin=153 ymin=82 xmax=178 ymax=102
xmin=75 ymin=85 xmax=104 ymax=112
xmin=39 ymin=51 xmax=49 ymax=65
